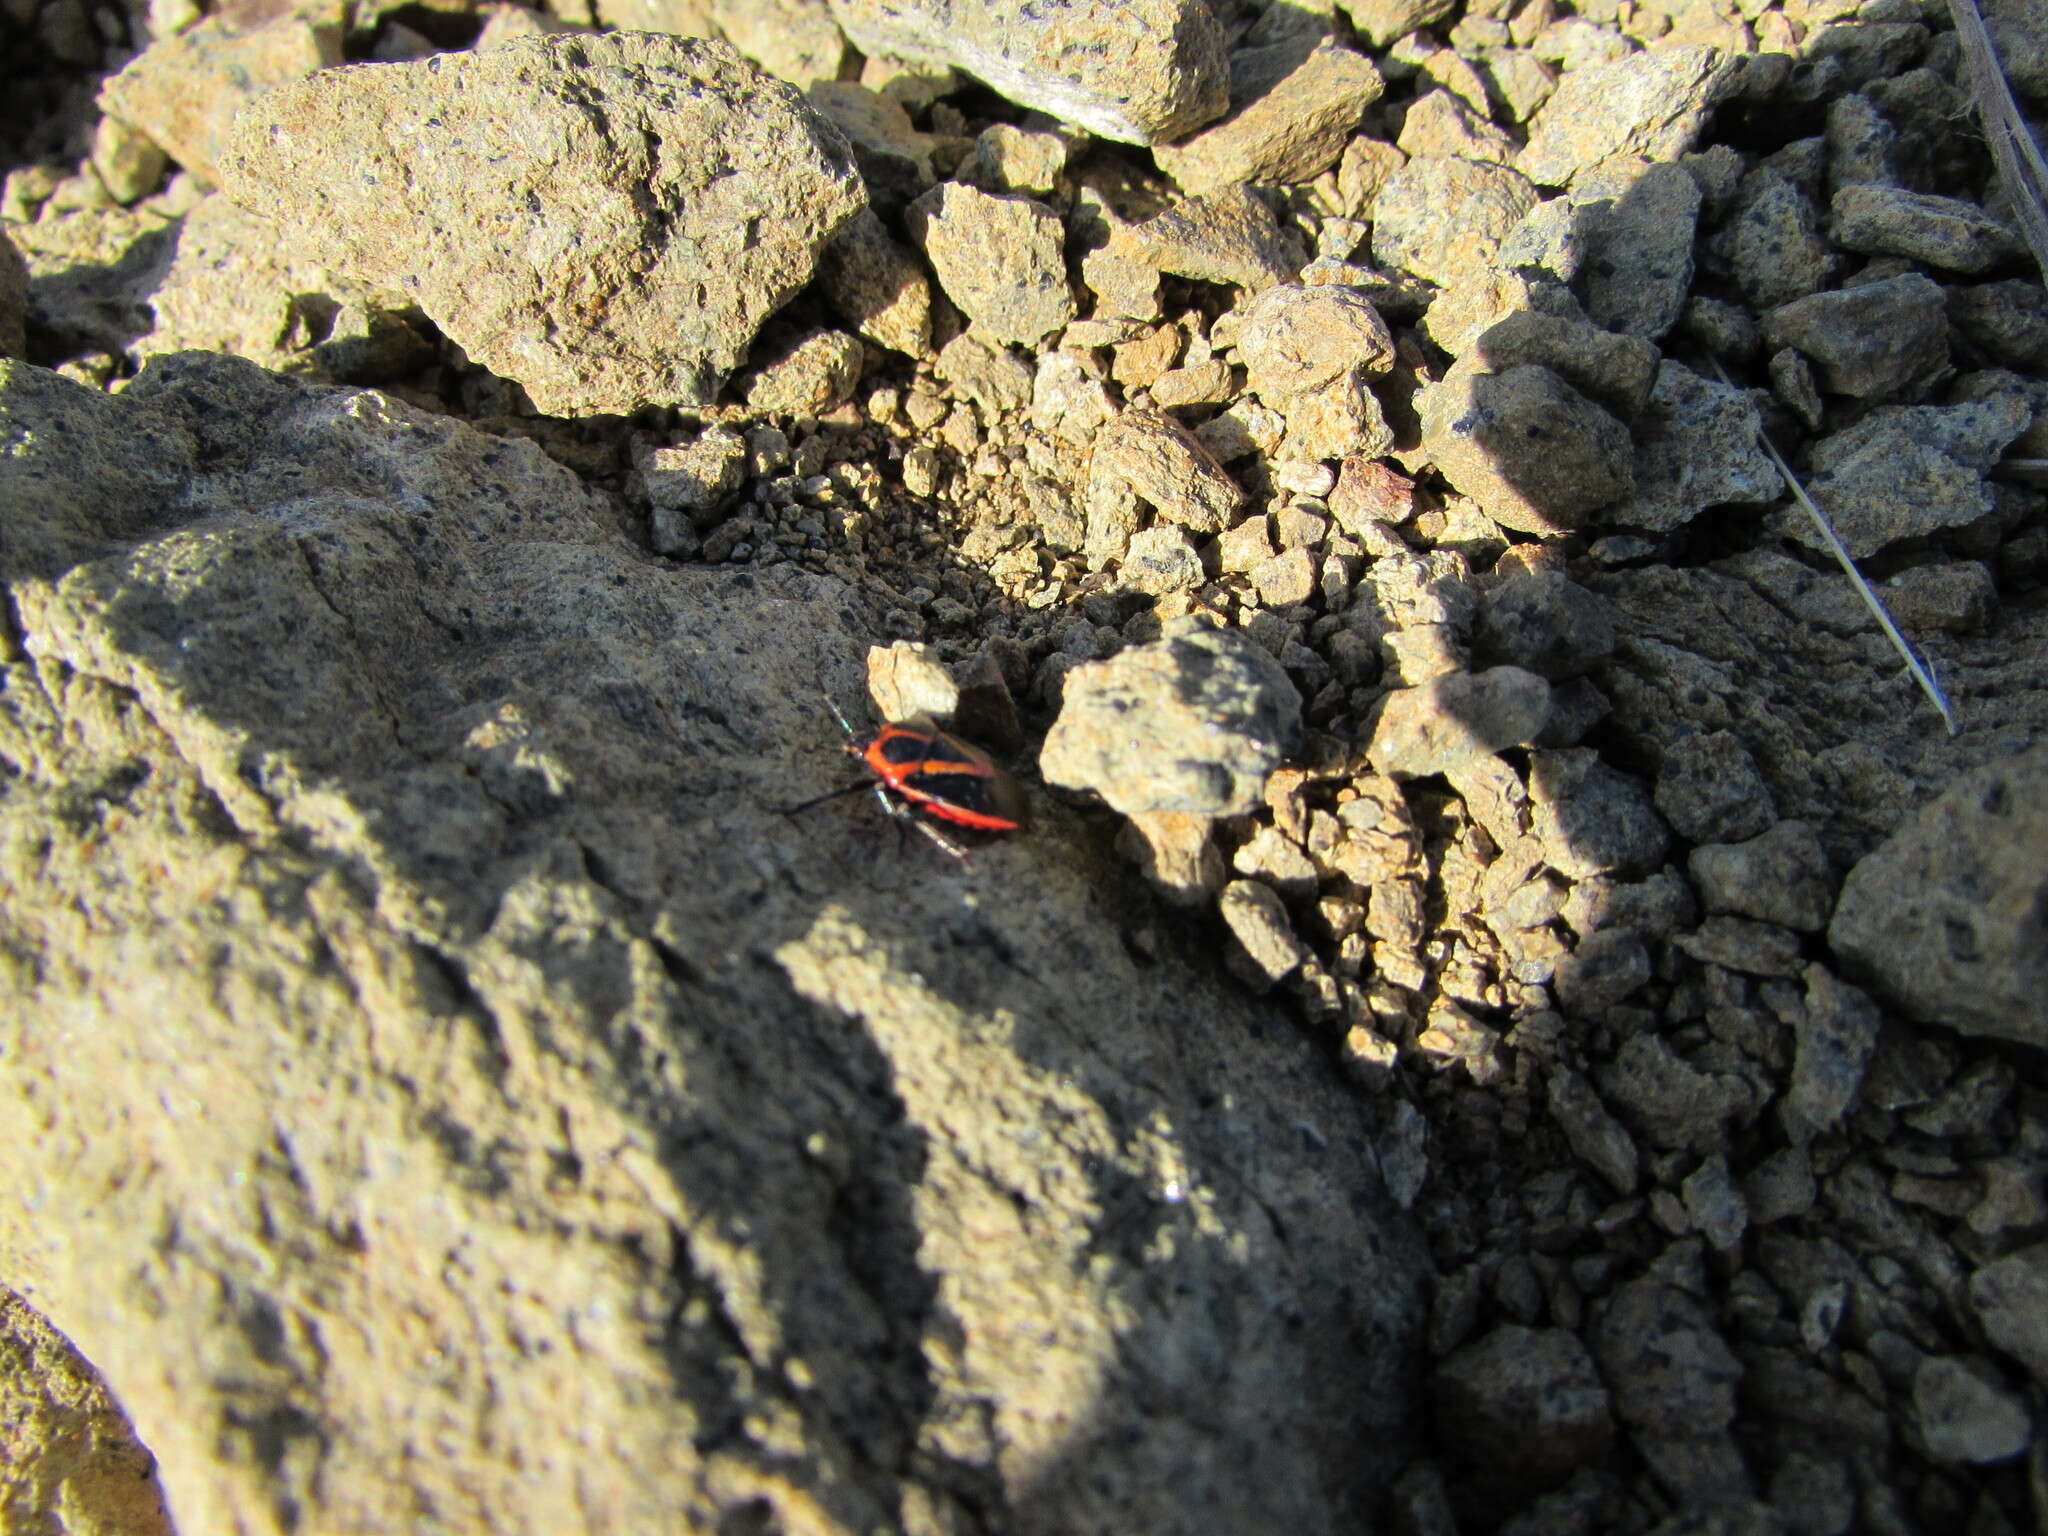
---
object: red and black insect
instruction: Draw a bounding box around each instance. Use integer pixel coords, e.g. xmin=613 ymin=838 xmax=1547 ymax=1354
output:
xmin=787 ymin=696 xmax=1029 ymax=856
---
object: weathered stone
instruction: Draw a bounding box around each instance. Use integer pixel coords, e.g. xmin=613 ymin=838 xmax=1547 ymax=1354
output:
xmin=1719 ymin=168 xmax=1835 ymax=310
xmin=1040 ymin=622 xmax=1303 ymax=817
xmin=1154 ymin=38 xmax=1383 ymax=195
xmin=1914 ymin=1357 xmax=2032 ymax=1465
xmin=1529 ymin=749 xmax=1670 ymax=879
xmin=1109 ymin=185 xmax=1299 ymax=290
xmin=827 ymin=0 xmax=1228 ymax=145
xmin=1367 ymin=668 xmax=1553 ymax=780
xmin=742 ymin=327 xmax=864 ymax=415
xmin=1238 ymin=282 xmax=1395 ymax=396
xmin=1474 ymin=572 xmax=1614 ymax=682
xmin=219 ymin=35 xmax=866 ymax=415
xmin=1970 ymin=1245 xmax=2048 ymax=1389
xmin=1469 ymin=308 xmax=1658 ymax=417
xmin=98 ymin=4 xmax=343 ymax=186
xmin=1554 ymin=927 xmax=1651 ymax=1013
xmin=819 ymin=208 xmax=934 ymax=356
xmin=1546 ymin=1066 xmax=1639 ymax=1196
xmin=1760 ymin=273 xmax=1949 ymax=400
xmin=1795 ymin=393 xmax=2033 ymax=559
xmin=1373 ymin=156 xmax=1538 ymax=287
xmin=1516 ymin=47 xmax=1731 ymax=189
xmin=1431 ymin=1326 xmax=1614 ymax=1494
xmin=1594 ymin=1280 xmax=1749 ymax=1506
xmin=1599 ymin=1036 xmax=1753 ymax=1153
xmin=1087 ymin=409 xmax=1245 ymax=534
xmin=907 ymin=183 xmax=1075 ymax=346
xmin=1829 ymin=742 xmax=2048 ymax=1046
xmin=0 ymin=352 xmax=1429 ymax=1536
xmin=807 ymin=79 xmax=936 ymax=210
xmin=1338 ymin=0 xmax=1457 ymax=50
xmin=1220 ymin=878 xmax=1310 ymax=987
xmin=1419 ymin=365 xmax=1634 ymax=536
xmin=1574 ymin=161 xmax=1701 ymax=340
xmin=1949 ymin=279 xmax=2048 ymax=371
xmin=1830 ymin=184 xmax=2025 ymax=274
xmin=1783 ymin=965 xmax=1882 ymax=1145
xmin=1606 ymin=362 xmax=1783 ymax=534
xmin=1688 ymin=821 xmax=1834 ymax=934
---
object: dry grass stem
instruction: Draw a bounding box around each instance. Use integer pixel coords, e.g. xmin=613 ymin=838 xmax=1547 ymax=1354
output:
xmin=1947 ymin=0 xmax=2048 ymax=280
xmin=1708 ymin=358 xmax=1961 ymax=736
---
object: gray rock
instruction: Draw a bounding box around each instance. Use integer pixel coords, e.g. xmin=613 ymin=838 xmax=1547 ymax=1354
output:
xmin=1373 ymin=156 xmax=1538 ymax=287
xmin=1554 ymin=927 xmax=1651 ymax=1013
xmin=1744 ymin=1148 xmax=1816 ymax=1226
xmin=1546 ymin=1066 xmax=1640 ymax=1196
xmin=1688 ymin=821 xmax=1834 ymax=934
xmin=1367 ymin=667 xmax=1553 ymax=780
xmin=1431 ymin=1326 xmax=1615 ymax=1494
xmin=807 ymin=80 xmax=935 ymax=210
xmin=1109 ymin=185 xmax=1299 ymax=291
xmin=1219 ymin=878 xmax=1309 ymax=987
xmin=818 ymin=208 xmax=933 ymax=356
xmin=907 ymin=183 xmax=1075 ymax=346
xmin=1396 ymin=88 xmax=1519 ymax=165
xmin=1760 ymin=272 xmax=1949 ymax=399
xmin=1795 ymin=393 xmax=2033 ymax=559
xmin=1783 ymin=964 xmax=1882 ymax=1145
xmin=1598 ymin=1035 xmax=1754 ymax=1153
xmin=1516 ymin=46 xmax=1731 ymax=189
xmin=1419 ymin=365 xmax=1634 ymax=536
xmin=219 ymin=35 xmax=867 ymax=415
xmin=1675 ymin=915 xmax=1805 ymax=978
xmin=1469 ymin=308 xmax=1658 ymax=417
xmin=1719 ymin=168 xmax=1836 ymax=309
xmin=1948 ymin=279 xmax=2048 ymax=371
xmin=1681 ymin=1156 xmax=1747 ymax=1255
xmin=1970 ymin=1245 xmax=2048 ymax=1388
xmin=1606 ymin=361 xmax=1783 ymax=534
xmin=828 ymin=0 xmax=1228 ymax=145
xmin=1829 ymin=743 xmax=2048 ymax=1045
xmin=1913 ymin=1357 xmax=2032 ymax=1464
xmin=1594 ymin=1280 xmax=1749 ymax=1506
xmin=1153 ymin=38 xmax=1383 ymax=195
xmin=1825 ymin=92 xmax=1896 ymax=194
xmin=1087 ymin=409 xmax=1245 ymax=535
xmin=1040 ymin=622 xmax=1303 ymax=817
xmin=1119 ymin=524 xmax=1205 ymax=594
xmin=1529 ymin=748 xmax=1671 ymax=879
xmin=1830 ymin=184 xmax=2024 ymax=274
xmin=1475 ymin=572 xmax=1614 ymax=682
xmin=0 ymin=351 xmax=1428 ymax=1536
xmin=1574 ymin=162 xmax=1701 ymax=340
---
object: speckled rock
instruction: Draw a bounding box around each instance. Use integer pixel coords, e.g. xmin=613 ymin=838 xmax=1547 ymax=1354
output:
xmin=1829 ymin=184 xmax=2025 ymax=275
xmin=1718 ymin=167 xmax=1835 ymax=309
xmin=1605 ymin=361 xmax=1783 ymax=533
xmin=1473 ymin=572 xmax=1614 ymax=681
xmin=97 ymin=4 xmax=343 ymax=185
xmin=218 ymin=34 xmax=867 ymax=415
xmin=826 ymin=0 xmax=1228 ymax=145
xmin=1516 ymin=46 xmax=1731 ymax=189
xmin=1574 ymin=161 xmax=1701 ymax=340
xmin=908 ymin=182 xmax=1075 ymax=346
xmin=1040 ymin=622 xmax=1303 ymax=817
xmin=1969 ymin=1245 xmax=2048 ymax=1388
xmin=1760 ymin=272 xmax=1949 ymax=400
xmin=1794 ymin=393 xmax=2033 ymax=559
xmin=1153 ymin=38 xmax=1383 ymax=195
xmin=1829 ymin=743 xmax=2048 ymax=1046
xmin=1653 ymin=731 xmax=1777 ymax=844
xmin=1594 ymin=1280 xmax=1748 ymax=1506
xmin=818 ymin=207 xmax=934 ymax=356
xmin=1338 ymin=0 xmax=1457 ymax=49
xmin=1419 ymin=364 xmax=1634 ymax=536
xmin=1368 ymin=667 xmax=1553 ymax=779
xmin=1689 ymin=821 xmax=1834 ymax=933
xmin=1373 ymin=156 xmax=1538 ymax=286
xmin=1914 ymin=1357 xmax=2032 ymax=1465
xmin=1529 ymin=749 xmax=1670 ymax=880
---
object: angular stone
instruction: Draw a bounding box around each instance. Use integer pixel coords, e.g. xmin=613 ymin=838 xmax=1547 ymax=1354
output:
xmin=1474 ymin=572 xmax=1614 ymax=682
xmin=1796 ymin=393 xmax=2033 ymax=559
xmin=1367 ymin=667 xmax=1553 ymax=780
xmin=1373 ymin=156 xmax=1538 ymax=287
xmin=1761 ymin=273 xmax=1949 ymax=400
xmin=1830 ymin=742 xmax=2048 ymax=1046
xmin=1830 ymin=184 xmax=2024 ymax=275
xmin=1431 ymin=1326 xmax=1615 ymax=1493
xmin=1153 ymin=38 xmax=1383 ymax=195
xmin=907 ymin=183 xmax=1075 ymax=346
xmin=1970 ymin=1245 xmax=2048 ymax=1389
xmin=1338 ymin=0 xmax=1458 ymax=50
xmin=1238 ymin=282 xmax=1396 ymax=396
xmin=1040 ymin=622 xmax=1303 ymax=817
xmin=1087 ymin=410 xmax=1244 ymax=533
xmin=1419 ymin=365 xmax=1633 ymax=537
xmin=1554 ymin=927 xmax=1651 ymax=1013
xmin=1469 ymin=308 xmax=1658 ymax=417
xmin=1652 ymin=731 xmax=1776 ymax=845
xmin=1546 ymin=1066 xmax=1639 ymax=1196
xmin=1720 ymin=168 xmax=1835 ymax=310
xmin=819 ymin=208 xmax=933 ymax=356
xmin=742 ymin=327 xmax=864 ymax=415
xmin=98 ymin=4 xmax=343 ymax=186
xmin=1688 ymin=821 xmax=1834 ymax=934
xmin=1529 ymin=748 xmax=1670 ymax=878
xmin=1575 ymin=161 xmax=1701 ymax=340
xmin=1219 ymin=878 xmax=1309 ymax=987
xmin=1594 ymin=1280 xmax=1748 ymax=1505
xmin=1606 ymin=361 xmax=1783 ymax=534
xmin=1109 ymin=185 xmax=1299 ymax=290
xmin=1914 ymin=1357 xmax=2032 ymax=1465
xmin=218 ymin=35 xmax=866 ymax=415
xmin=828 ymin=0 xmax=1227 ymax=145
xmin=806 ymin=80 xmax=936 ymax=210
xmin=1783 ymin=965 xmax=1882 ymax=1145
xmin=1517 ymin=46 xmax=1731 ymax=189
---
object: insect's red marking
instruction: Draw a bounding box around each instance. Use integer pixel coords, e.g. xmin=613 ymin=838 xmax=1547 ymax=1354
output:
xmin=788 ymin=698 xmax=1029 ymax=855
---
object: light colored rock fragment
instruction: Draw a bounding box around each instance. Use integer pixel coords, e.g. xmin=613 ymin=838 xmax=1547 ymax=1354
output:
xmin=1607 ymin=361 xmax=1782 ymax=534
xmin=1087 ymin=409 xmax=1245 ymax=534
xmin=1516 ymin=45 xmax=1732 ymax=189
xmin=1109 ymin=186 xmax=1300 ymax=290
xmin=907 ymin=183 xmax=1075 ymax=346
xmin=98 ymin=3 xmax=343 ymax=185
xmin=826 ymin=0 xmax=1228 ymax=145
xmin=1153 ymin=38 xmax=1383 ymax=195
xmin=219 ymin=34 xmax=867 ymax=415
xmin=1368 ymin=667 xmax=1553 ymax=779
xmin=1830 ymin=184 xmax=2024 ymax=274
xmin=1373 ymin=156 xmax=1537 ymax=287
xmin=1418 ymin=364 xmax=1634 ymax=536
xmin=1915 ymin=1357 xmax=2032 ymax=1464
xmin=818 ymin=207 xmax=933 ymax=356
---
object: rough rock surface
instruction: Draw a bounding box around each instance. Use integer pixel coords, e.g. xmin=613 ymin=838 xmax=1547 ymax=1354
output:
xmin=0 ymin=354 xmax=1425 ymax=1536
xmin=218 ymin=34 xmax=867 ymax=414
xmin=827 ymin=0 xmax=1228 ymax=145
xmin=1829 ymin=744 xmax=2048 ymax=1047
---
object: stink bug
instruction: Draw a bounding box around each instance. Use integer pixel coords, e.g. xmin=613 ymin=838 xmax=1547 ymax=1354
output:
xmin=787 ymin=695 xmax=1029 ymax=856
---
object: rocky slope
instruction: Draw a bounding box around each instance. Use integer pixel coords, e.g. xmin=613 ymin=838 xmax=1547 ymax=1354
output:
xmin=2 ymin=0 xmax=2045 ymax=1533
